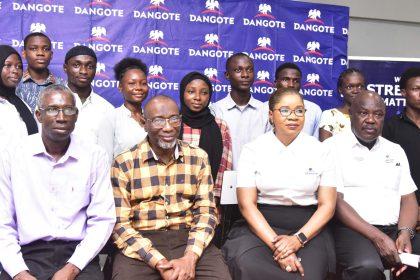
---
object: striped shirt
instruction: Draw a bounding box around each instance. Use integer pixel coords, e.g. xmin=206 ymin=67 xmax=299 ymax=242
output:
xmin=182 ymin=117 xmax=233 ymax=197
xmin=112 ymin=139 xmax=218 ymax=267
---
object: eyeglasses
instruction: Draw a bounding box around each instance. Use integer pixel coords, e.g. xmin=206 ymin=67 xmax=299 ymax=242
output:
xmin=274 ymin=107 xmax=306 ymax=117
xmin=343 ymin=84 xmax=365 ymax=91
xmin=39 ymin=106 xmax=78 ymax=117
xmin=146 ymin=115 xmax=182 ymax=128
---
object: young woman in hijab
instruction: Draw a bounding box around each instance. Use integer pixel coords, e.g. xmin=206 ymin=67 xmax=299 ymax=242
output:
xmin=0 ymin=45 xmax=38 ymax=148
xmin=179 ymin=71 xmax=233 ymax=202
xmin=113 ymin=58 xmax=149 ymax=157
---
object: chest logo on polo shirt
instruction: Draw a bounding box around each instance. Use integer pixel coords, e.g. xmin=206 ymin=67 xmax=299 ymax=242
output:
xmin=385 ymin=154 xmax=394 ymax=164
xmin=305 ymin=167 xmax=318 ymax=175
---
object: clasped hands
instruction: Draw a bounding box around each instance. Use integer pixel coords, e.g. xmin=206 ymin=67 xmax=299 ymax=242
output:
xmin=155 ymin=251 xmax=198 ymax=280
xmin=271 ymin=234 xmax=304 ymax=276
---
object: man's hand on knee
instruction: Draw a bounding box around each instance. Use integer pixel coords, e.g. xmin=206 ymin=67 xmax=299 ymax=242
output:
xmin=13 ymin=271 xmax=37 ymax=280
xmin=371 ymin=231 xmax=400 ymax=266
xmin=156 ymin=258 xmax=175 ymax=280
xmin=51 ymin=263 xmax=80 ymax=280
xmin=167 ymin=251 xmax=198 ymax=280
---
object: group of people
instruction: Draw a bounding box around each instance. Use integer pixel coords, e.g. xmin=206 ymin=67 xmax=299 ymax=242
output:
xmin=0 ymin=31 xmax=419 ymax=280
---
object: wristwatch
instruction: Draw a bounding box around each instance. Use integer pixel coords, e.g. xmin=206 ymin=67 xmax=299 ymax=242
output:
xmin=397 ymin=227 xmax=415 ymax=239
xmin=294 ymin=232 xmax=308 ymax=247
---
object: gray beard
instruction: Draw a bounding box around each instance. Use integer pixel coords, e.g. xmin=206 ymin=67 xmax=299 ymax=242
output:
xmin=158 ymin=139 xmax=177 ymax=149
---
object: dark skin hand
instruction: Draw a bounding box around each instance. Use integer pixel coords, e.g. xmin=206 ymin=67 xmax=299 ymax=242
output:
xmin=51 ymin=263 xmax=80 ymax=280
xmin=272 ymin=235 xmax=302 ymax=261
xmin=13 ymin=271 xmax=37 ymax=280
xmin=156 ymin=251 xmax=198 ymax=280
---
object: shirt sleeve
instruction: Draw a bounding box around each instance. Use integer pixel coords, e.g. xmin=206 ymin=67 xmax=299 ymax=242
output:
xmin=318 ymin=110 xmax=333 ymax=132
xmin=111 ymin=157 xmax=165 ymax=268
xmin=397 ymin=147 xmax=417 ymax=196
xmin=0 ymin=149 xmax=29 ymax=277
xmin=67 ymin=149 xmax=116 ymax=270
xmin=322 ymin=138 xmax=344 ymax=193
xmin=214 ymin=120 xmax=233 ymax=198
xmin=185 ymin=153 xmax=218 ymax=257
xmin=236 ymin=143 xmax=257 ymax=188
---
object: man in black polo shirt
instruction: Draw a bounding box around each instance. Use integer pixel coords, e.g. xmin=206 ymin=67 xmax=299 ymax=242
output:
xmin=383 ymin=67 xmax=420 ymax=280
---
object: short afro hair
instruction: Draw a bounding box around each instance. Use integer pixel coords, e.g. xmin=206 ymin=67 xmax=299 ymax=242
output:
xmin=275 ymin=63 xmax=302 ymax=80
xmin=399 ymin=67 xmax=420 ymax=90
xmin=114 ymin=57 xmax=148 ymax=81
xmin=23 ymin=32 xmax=51 ymax=49
xmin=337 ymin=68 xmax=364 ymax=90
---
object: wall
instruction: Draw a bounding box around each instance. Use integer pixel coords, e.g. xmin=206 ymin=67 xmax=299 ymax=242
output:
xmin=296 ymin=0 xmax=420 ymax=58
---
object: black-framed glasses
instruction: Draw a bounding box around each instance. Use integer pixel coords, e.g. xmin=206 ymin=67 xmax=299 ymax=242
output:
xmin=274 ymin=107 xmax=306 ymax=117
xmin=39 ymin=106 xmax=78 ymax=117
xmin=146 ymin=115 xmax=182 ymax=128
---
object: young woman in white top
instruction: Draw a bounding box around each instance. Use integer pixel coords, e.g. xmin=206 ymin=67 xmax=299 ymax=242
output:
xmin=319 ymin=68 xmax=365 ymax=141
xmin=113 ymin=58 xmax=148 ymax=157
xmin=222 ymin=88 xmax=337 ymax=280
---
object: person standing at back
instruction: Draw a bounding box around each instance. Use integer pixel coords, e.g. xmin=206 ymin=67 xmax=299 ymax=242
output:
xmin=16 ymin=32 xmax=65 ymax=112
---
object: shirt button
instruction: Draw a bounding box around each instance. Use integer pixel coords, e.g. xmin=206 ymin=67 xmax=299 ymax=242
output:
xmin=166 ymin=215 xmax=169 ymax=219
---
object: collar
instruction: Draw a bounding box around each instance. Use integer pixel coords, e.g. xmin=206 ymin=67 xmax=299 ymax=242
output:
xmin=400 ymin=110 xmax=420 ymax=128
xmin=67 ymin=84 xmax=94 ymax=108
xmin=347 ymin=130 xmax=382 ymax=151
xmin=141 ymin=139 xmax=184 ymax=163
xmin=225 ymin=93 xmax=259 ymax=110
xmin=22 ymin=69 xmax=56 ymax=85
xmin=119 ymin=104 xmax=132 ymax=117
xmin=270 ymin=130 xmax=306 ymax=151
xmin=29 ymin=133 xmax=82 ymax=162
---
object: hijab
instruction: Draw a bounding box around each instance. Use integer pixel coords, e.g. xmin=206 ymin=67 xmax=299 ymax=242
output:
xmin=179 ymin=72 xmax=223 ymax=181
xmin=0 ymin=45 xmax=38 ymax=135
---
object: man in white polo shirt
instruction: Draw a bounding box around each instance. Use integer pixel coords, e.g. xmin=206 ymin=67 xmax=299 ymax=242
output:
xmin=325 ymin=91 xmax=418 ymax=280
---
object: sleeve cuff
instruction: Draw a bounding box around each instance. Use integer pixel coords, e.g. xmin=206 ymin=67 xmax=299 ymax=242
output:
xmin=3 ymin=259 xmax=29 ymax=279
xmin=67 ymin=253 xmax=89 ymax=271
xmin=144 ymin=249 xmax=165 ymax=268
xmin=185 ymin=244 xmax=204 ymax=258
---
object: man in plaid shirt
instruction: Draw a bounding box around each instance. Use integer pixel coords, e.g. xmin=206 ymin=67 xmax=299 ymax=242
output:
xmin=111 ymin=95 xmax=231 ymax=280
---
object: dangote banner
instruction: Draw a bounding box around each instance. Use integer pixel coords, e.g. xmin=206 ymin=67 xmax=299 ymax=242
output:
xmin=349 ymin=59 xmax=420 ymax=118
xmin=0 ymin=0 xmax=349 ymax=108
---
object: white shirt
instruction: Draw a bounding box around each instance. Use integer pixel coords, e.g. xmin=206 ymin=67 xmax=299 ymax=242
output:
xmin=71 ymin=89 xmax=115 ymax=163
xmin=325 ymin=131 xmax=417 ymax=225
xmin=0 ymin=98 xmax=28 ymax=150
xmin=211 ymin=94 xmax=271 ymax=170
xmin=237 ymin=131 xmax=336 ymax=206
xmin=0 ymin=133 xmax=116 ymax=277
xmin=113 ymin=105 xmax=147 ymax=157
xmin=263 ymin=99 xmax=322 ymax=138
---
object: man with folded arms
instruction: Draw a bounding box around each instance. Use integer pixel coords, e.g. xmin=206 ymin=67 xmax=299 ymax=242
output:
xmin=0 ymin=84 xmax=116 ymax=280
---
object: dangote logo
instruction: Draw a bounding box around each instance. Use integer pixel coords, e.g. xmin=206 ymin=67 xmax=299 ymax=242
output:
xmin=30 ymin=22 xmax=46 ymax=33
xmin=253 ymin=37 xmax=274 ymax=53
xmin=147 ymin=0 xmax=169 ymax=11
xmin=95 ymin=62 xmax=110 ymax=79
xmin=148 ymin=65 xmax=167 ymax=81
xmin=204 ymin=68 xmax=221 ymax=83
xmin=146 ymin=30 xmax=168 ymax=47
xmin=305 ymin=9 xmax=324 ymax=24
xmin=201 ymin=33 xmax=221 ymax=49
xmin=254 ymin=70 xmax=274 ymax=86
xmin=202 ymin=0 xmax=222 ymax=15
xmin=255 ymin=4 xmax=274 ymax=20
xmin=305 ymin=41 xmax=322 ymax=56
xmin=303 ymin=73 xmax=323 ymax=88
xmin=88 ymin=26 xmax=110 ymax=43
xmin=88 ymin=0 xmax=112 ymax=8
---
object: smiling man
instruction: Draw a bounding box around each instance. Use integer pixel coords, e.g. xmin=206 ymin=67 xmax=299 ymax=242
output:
xmin=111 ymin=95 xmax=231 ymax=280
xmin=63 ymin=46 xmax=115 ymax=163
xmin=16 ymin=32 xmax=65 ymax=112
xmin=325 ymin=91 xmax=418 ymax=280
xmin=0 ymin=84 xmax=115 ymax=280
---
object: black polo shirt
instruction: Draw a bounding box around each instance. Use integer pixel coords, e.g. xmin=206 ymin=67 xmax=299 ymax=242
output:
xmin=383 ymin=111 xmax=420 ymax=202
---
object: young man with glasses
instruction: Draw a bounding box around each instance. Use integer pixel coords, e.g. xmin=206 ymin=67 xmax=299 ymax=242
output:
xmin=0 ymin=84 xmax=116 ymax=280
xmin=111 ymin=95 xmax=231 ymax=280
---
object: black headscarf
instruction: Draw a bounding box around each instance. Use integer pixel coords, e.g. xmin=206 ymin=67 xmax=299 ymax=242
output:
xmin=0 ymin=45 xmax=38 ymax=135
xmin=179 ymin=72 xmax=223 ymax=181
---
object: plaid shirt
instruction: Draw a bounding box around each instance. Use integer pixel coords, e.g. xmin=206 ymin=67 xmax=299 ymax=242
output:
xmin=182 ymin=117 xmax=233 ymax=197
xmin=16 ymin=70 xmax=65 ymax=112
xmin=112 ymin=139 xmax=218 ymax=268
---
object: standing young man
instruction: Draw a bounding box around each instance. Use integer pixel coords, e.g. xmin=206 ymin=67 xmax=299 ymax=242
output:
xmin=16 ymin=32 xmax=65 ymax=112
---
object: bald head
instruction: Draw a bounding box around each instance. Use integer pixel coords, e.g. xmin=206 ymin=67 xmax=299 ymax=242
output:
xmin=350 ymin=90 xmax=386 ymax=143
xmin=144 ymin=95 xmax=178 ymax=119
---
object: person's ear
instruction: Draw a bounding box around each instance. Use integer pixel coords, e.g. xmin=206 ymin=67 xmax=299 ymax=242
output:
xmin=22 ymin=49 xmax=27 ymax=60
xmin=225 ymin=71 xmax=230 ymax=81
xmin=35 ymin=108 xmax=42 ymax=123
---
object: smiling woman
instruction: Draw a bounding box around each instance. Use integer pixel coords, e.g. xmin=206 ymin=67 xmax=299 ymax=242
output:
xmin=0 ymin=45 xmax=38 ymax=147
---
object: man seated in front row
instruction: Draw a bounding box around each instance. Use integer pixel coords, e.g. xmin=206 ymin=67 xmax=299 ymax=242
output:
xmin=0 ymin=85 xmax=116 ymax=280
xmin=111 ymin=95 xmax=231 ymax=279
xmin=325 ymin=90 xmax=418 ymax=279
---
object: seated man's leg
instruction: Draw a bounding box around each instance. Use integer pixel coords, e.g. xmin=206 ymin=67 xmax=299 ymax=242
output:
xmin=74 ymin=257 xmax=103 ymax=280
xmin=400 ymin=233 xmax=420 ymax=280
xmin=112 ymin=251 xmax=160 ymax=280
xmin=194 ymin=243 xmax=231 ymax=280
xmin=334 ymin=224 xmax=385 ymax=280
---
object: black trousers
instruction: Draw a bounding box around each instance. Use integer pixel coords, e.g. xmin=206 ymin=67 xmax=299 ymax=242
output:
xmin=334 ymin=223 xmax=398 ymax=280
xmin=111 ymin=229 xmax=231 ymax=280
xmin=0 ymin=240 xmax=102 ymax=280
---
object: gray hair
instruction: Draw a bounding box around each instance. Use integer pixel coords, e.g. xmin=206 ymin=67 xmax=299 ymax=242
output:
xmin=37 ymin=84 xmax=76 ymax=108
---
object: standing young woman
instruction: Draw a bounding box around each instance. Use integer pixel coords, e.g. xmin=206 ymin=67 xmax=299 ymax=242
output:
xmin=0 ymin=45 xmax=38 ymax=148
xmin=223 ymin=88 xmax=337 ymax=280
xmin=319 ymin=68 xmax=365 ymax=141
xmin=179 ymin=72 xmax=233 ymax=201
xmin=113 ymin=58 xmax=149 ymax=157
